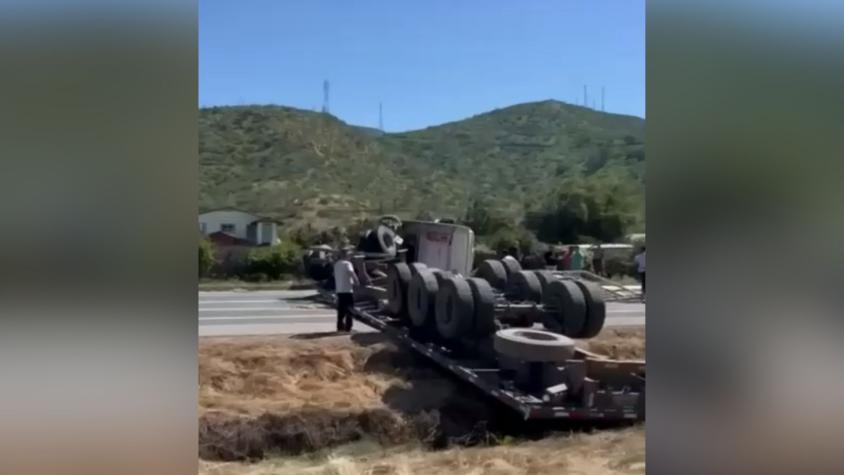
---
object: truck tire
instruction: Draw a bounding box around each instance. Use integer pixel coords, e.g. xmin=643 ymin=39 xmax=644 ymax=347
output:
xmin=376 ymin=224 xmax=398 ymax=256
xmin=501 ymin=256 xmax=522 ymax=278
xmin=532 ymin=270 xmax=557 ymax=297
xmin=542 ymin=280 xmax=587 ymax=337
xmin=466 ymin=277 xmax=496 ymax=337
xmin=408 ymin=262 xmax=427 ymax=275
xmin=493 ymin=329 xmax=576 ymax=362
xmin=435 ymin=275 xmax=474 ymax=340
xmin=476 ymin=259 xmax=508 ymax=290
xmin=572 ymin=280 xmax=606 ymax=339
xmin=408 ymin=269 xmax=439 ymax=327
xmin=433 ymin=270 xmax=452 ymax=286
xmin=386 ymin=262 xmax=412 ymax=316
xmin=509 ymin=270 xmax=543 ymax=303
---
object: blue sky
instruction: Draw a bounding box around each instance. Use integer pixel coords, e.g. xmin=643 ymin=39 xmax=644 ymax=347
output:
xmin=200 ymin=1 xmax=644 ymax=131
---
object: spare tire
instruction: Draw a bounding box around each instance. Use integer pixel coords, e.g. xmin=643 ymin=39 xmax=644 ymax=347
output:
xmin=435 ymin=275 xmax=474 ymax=340
xmin=408 ymin=269 xmax=439 ymax=327
xmin=386 ymin=263 xmax=412 ymax=317
xmin=573 ymin=280 xmax=607 ymax=339
xmin=360 ymin=230 xmax=382 ymax=253
xmin=508 ymin=270 xmax=543 ymax=303
xmin=475 ymin=259 xmax=508 ymax=290
xmin=494 ymin=329 xmax=576 ymax=362
xmin=376 ymin=224 xmax=398 ymax=256
xmin=542 ymin=280 xmax=587 ymax=337
xmin=466 ymin=277 xmax=496 ymax=337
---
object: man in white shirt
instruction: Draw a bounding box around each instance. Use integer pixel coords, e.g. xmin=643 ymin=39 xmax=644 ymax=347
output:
xmin=333 ymin=250 xmax=359 ymax=332
xmin=634 ymin=246 xmax=646 ymax=301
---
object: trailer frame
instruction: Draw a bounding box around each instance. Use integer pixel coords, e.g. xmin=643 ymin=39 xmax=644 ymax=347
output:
xmin=348 ymin=293 xmax=645 ymax=422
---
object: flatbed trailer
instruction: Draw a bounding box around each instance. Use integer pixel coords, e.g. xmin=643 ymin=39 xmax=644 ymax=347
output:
xmin=348 ymin=294 xmax=645 ymax=422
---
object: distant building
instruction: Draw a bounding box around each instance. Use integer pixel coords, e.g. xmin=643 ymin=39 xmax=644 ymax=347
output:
xmin=198 ymin=209 xmax=280 ymax=246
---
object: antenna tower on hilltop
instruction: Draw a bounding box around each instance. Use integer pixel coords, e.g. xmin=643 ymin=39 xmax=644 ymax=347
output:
xmin=378 ymin=102 xmax=383 ymax=130
xmin=322 ymin=80 xmax=330 ymax=113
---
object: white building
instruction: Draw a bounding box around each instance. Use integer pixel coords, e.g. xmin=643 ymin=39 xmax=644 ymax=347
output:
xmin=198 ymin=209 xmax=280 ymax=246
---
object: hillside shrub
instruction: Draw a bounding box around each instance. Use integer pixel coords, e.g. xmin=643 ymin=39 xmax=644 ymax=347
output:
xmin=199 ymin=239 xmax=215 ymax=278
xmin=487 ymin=227 xmax=538 ymax=258
xmin=243 ymin=241 xmax=303 ymax=280
xmin=472 ymin=244 xmax=498 ymax=268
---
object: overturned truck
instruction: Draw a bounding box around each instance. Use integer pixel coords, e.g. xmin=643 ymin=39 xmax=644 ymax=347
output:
xmin=305 ymin=217 xmax=645 ymax=421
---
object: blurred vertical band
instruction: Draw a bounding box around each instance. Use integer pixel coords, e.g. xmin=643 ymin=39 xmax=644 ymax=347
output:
xmin=649 ymin=1 xmax=844 ymax=473
xmin=0 ymin=2 xmax=197 ymax=475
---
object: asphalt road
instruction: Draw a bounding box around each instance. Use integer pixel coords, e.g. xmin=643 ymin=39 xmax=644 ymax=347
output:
xmin=199 ymin=289 xmax=646 ymax=337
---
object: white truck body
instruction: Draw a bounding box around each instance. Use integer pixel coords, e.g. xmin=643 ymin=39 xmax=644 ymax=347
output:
xmin=401 ymin=220 xmax=475 ymax=276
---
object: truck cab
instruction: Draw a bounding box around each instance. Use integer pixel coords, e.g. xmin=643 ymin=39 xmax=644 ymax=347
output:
xmin=400 ymin=220 xmax=474 ymax=276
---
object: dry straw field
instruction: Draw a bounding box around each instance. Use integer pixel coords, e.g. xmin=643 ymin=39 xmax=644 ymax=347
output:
xmin=198 ymin=328 xmax=645 ymax=474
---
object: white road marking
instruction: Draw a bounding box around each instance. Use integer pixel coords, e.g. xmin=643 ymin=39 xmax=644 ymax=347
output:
xmin=198 ymin=299 xmax=280 ymax=304
xmin=199 ymin=314 xmax=334 ymax=321
xmin=198 ymin=307 xmax=327 ymax=312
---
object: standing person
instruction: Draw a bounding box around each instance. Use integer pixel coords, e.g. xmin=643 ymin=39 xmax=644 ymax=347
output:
xmin=569 ymin=245 xmax=584 ymax=271
xmin=558 ymin=247 xmax=572 ymax=270
xmin=333 ymin=250 xmax=359 ymax=332
xmin=634 ymin=246 xmax=646 ymax=301
xmin=543 ymin=249 xmax=555 ymax=268
xmin=592 ymin=244 xmax=605 ymax=276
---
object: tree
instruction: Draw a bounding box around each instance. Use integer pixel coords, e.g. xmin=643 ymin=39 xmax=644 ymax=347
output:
xmin=244 ymin=241 xmax=303 ymax=280
xmin=525 ymin=172 xmax=639 ymax=243
xmin=463 ymin=198 xmax=510 ymax=236
xmin=487 ymin=227 xmax=538 ymax=258
xmin=199 ymin=239 xmax=215 ymax=278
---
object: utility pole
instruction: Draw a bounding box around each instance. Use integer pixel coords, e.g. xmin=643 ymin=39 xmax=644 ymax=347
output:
xmin=378 ymin=102 xmax=383 ymax=131
xmin=583 ymin=85 xmax=588 ymax=108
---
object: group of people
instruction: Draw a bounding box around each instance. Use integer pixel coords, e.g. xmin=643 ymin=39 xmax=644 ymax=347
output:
xmin=542 ymin=245 xmax=600 ymax=273
xmin=541 ymin=244 xmax=646 ymax=300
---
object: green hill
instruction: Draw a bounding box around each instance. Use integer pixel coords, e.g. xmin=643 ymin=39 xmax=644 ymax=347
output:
xmin=199 ymin=100 xmax=645 ymax=234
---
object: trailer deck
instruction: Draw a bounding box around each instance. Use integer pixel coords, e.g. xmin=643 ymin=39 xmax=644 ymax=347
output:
xmin=349 ymin=296 xmax=645 ymax=422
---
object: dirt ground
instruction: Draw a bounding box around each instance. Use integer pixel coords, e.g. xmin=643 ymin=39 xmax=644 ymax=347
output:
xmin=199 ymin=328 xmax=645 ymax=472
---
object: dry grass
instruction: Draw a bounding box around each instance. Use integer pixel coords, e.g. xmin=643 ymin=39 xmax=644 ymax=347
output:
xmin=580 ymin=328 xmax=645 ymax=360
xmin=198 ymin=328 xmax=646 ymax=467
xmin=199 ymin=329 xmax=645 ymax=417
xmin=200 ymin=336 xmax=401 ymax=416
xmin=198 ymin=426 xmax=645 ymax=475
xmin=199 ymin=335 xmax=453 ymax=460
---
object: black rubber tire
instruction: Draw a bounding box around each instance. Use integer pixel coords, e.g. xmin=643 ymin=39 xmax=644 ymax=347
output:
xmin=466 ymin=277 xmax=496 ymax=337
xmin=572 ymin=280 xmax=607 ymax=339
xmin=532 ymin=270 xmax=558 ymax=297
xmin=378 ymin=215 xmax=402 ymax=228
xmin=509 ymin=270 xmax=543 ymax=303
xmin=408 ymin=262 xmax=428 ymax=275
xmin=433 ymin=270 xmax=452 ymax=286
xmin=361 ymin=229 xmax=377 ymax=252
xmin=493 ymin=329 xmax=576 ymax=362
xmin=376 ymin=224 xmax=398 ymax=256
xmin=542 ymin=280 xmax=587 ymax=337
xmin=435 ymin=275 xmax=475 ymax=340
xmin=475 ymin=259 xmax=508 ymax=290
xmin=386 ymin=262 xmax=412 ymax=316
xmin=408 ymin=269 xmax=439 ymax=327
xmin=501 ymin=256 xmax=522 ymax=277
